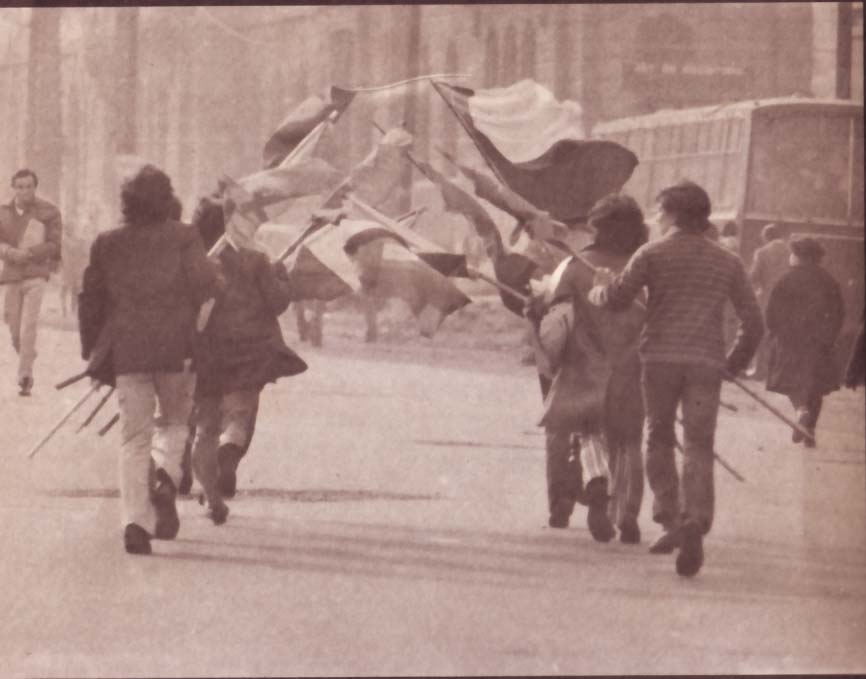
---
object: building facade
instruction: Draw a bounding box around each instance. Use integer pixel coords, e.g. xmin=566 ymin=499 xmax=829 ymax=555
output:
xmin=0 ymin=4 xmax=861 ymax=233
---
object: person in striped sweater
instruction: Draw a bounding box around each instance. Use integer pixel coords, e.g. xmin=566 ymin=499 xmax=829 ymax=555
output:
xmin=588 ymin=181 xmax=763 ymax=577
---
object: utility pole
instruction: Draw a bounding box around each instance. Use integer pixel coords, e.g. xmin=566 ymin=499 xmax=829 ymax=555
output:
xmin=26 ymin=7 xmax=63 ymax=203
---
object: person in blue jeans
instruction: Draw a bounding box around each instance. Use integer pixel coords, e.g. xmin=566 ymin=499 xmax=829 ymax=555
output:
xmin=589 ymin=181 xmax=763 ymax=577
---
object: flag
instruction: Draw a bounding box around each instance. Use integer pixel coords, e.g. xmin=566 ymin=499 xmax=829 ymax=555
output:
xmin=262 ymin=86 xmax=356 ymax=169
xmin=433 ymin=79 xmax=638 ymax=225
xmin=342 ymin=126 xmax=414 ymax=215
xmin=435 ymin=147 xmax=572 ymax=242
xmin=280 ymin=218 xmax=470 ymax=337
xmin=409 ymin=156 xmax=504 ymax=263
xmin=222 ymin=158 xmax=344 ymax=249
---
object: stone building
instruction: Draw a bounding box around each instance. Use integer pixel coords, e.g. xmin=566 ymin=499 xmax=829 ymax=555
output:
xmin=0 ymin=4 xmax=861 ymax=231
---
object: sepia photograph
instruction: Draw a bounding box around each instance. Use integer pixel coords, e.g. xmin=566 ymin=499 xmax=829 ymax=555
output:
xmin=0 ymin=2 xmax=863 ymax=676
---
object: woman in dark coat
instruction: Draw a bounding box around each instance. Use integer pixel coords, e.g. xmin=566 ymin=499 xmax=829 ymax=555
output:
xmin=765 ymin=236 xmax=845 ymax=447
xmin=190 ymin=196 xmax=307 ymax=523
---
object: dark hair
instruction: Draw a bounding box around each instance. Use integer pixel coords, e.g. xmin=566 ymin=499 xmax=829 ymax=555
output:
xmin=120 ymin=165 xmax=176 ymax=228
xmin=761 ymin=223 xmax=781 ymax=242
xmin=656 ymin=180 xmax=711 ymax=233
xmin=191 ymin=195 xmax=226 ymax=251
xmin=789 ymin=236 xmax=825 ymax=263
xmin=11 ymin=168 xmax=38 ymax=187
xmin=587 ymin=193 xmax=649 ymax=256
xmin=168 ymin=195 xmax=183 ymax=221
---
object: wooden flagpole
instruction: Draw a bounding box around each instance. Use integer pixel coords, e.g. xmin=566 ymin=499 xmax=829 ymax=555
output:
xmin=26 ymin=386 xmax=100 ymax=459
xmin=347 ymin=192 xmax=529 ymax=304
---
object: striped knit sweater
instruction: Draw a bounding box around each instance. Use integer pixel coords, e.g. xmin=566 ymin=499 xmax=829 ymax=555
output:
xmin=593 ymin=228 xmax=764 ymax=372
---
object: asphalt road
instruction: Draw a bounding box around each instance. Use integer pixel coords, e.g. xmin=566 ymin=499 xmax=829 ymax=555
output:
xmin=1 ymin=320 xmax=864 ymax=676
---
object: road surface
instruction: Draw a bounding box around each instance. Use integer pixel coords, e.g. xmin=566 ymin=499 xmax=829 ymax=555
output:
xmin=1 ymin=317 xmax=864 ymax=676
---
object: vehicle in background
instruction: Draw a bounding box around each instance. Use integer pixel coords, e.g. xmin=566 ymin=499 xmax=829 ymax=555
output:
xmin=593 ymin=97 xmax=864 ymax=359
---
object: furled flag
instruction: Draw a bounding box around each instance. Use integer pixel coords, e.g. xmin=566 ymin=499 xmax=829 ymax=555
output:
xmin=432 ymin=79 xmax=638 ymax=225
xmin=222 ymin=157 xmax=344 ymax=249
xmin=262 ymin=86 xmax=356 ymax=169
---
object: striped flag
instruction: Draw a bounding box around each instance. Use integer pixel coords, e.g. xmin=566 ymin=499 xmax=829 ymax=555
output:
xmin=222 ymin=158 xmax=344 ymax=249
xmin=277 ymin=218 xmax=470 ymax=337
xmin=262 ymin=86 xmax=356 ymax=169
xmin=433 ymin=79 xmax=638 ymax=225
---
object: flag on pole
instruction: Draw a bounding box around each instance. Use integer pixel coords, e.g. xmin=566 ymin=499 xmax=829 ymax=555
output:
xmin=279 ymin=217 xmax=470 ymax=336
xmin=432 ymin=79 xmax=638 ymax=225
xmin=435 ymin=148 xmax=571 ymax=242
xmin=222 ymin=158 xmax=344 ymax=249
xmin=409 ymin=157 xmax=504 ymax=262
xmin=262 ymin=86 xmax=356 ymax=169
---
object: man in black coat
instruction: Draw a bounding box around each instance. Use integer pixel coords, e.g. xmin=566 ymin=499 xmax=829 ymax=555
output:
xmin=78 ymin=166 xmax=219 ymax=554
xmin=765 ymin=236 xmax=845 ymax=447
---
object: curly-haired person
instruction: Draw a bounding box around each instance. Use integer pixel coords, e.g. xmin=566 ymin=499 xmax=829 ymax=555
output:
xmin=78 ymin=165 xmax=219 ymax=555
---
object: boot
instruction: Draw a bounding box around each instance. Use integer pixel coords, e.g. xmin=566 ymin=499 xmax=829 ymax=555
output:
xmin=217 ymin=443 xmax=243 ymax=499
xmin=151 ymin=468 xmax=180 ymax=540
xmin=585 ymin=478 xmax=615 ymax=543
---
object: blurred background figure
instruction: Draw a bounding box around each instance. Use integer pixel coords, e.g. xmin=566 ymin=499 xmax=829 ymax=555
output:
xmin=748 ymin=223 xmax=790 ymax=380
xmin=765 ymin=236 xmax=845 ymax=448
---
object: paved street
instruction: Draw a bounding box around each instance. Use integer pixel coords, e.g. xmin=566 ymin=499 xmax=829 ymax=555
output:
xmin=1 ymin=316 xmax=864 ymax=677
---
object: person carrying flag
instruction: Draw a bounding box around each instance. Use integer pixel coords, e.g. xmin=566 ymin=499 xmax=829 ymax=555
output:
xmin=78 ymin=165 xmax=219 ymax=555
xmin=189 ymin=196 xmax=307 ymax=524
xmin=588 ymin=180 xmax=763 ymax=577
xmin=526 ymin=194 xmax=648 ymax=543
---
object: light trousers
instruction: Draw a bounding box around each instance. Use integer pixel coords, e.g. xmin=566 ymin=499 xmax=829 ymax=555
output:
xmin=191 ymin=389 xmax=259 ymax=508
xmin=4 ymin=277 xmax=46 ymax=382
xmin=116 ymin=368 xmax=195 ymax=534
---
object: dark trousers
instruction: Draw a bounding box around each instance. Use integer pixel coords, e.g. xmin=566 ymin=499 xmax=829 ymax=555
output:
xmin=545 ymin=428 xmax=583 ymax=516
xmin=641 ymin=362 xmax=721 ymax=535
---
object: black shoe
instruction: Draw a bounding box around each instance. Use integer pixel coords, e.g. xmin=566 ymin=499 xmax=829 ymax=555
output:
xmin=124 ymin=523 xmax=152 ymax=555
xmin=549 ymin=512 xmax=570 ymax=529
xmin=585 ymin=479 xmax=615 ymax=543
xmin=208 ymin=503 xmax=230 ymax=526
xmin=803 ymin=428 xmax=817 ymax=448
xmin=619 ymin=517 xmax=641 ymax=545
xmin=151 ymin=468 xmax=180 ymax=540
xmin=548 ymin=498 xmax=573 ymax=529
xmin=648 ymin=528 xmax=681 ymax=554
xmin=675 ymin=522 xmax=704 ymax=577
xmin=18 ymin=376 xmax=33 ymax=397
xmin=217 ymin=443 xmax=243 ymax=499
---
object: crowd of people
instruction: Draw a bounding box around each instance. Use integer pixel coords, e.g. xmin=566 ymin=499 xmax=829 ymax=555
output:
xmin=1 ymin=164 xmax=863 ymax=575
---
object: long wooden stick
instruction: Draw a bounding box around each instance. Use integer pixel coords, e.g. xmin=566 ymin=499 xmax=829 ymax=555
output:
xmin=76 ymin=386 xmax=115 ymax=433
xmin=730 ymin=377 xmax=814 ymax=442
xmin=675 ymin=419 xmax=746 ymax=483
xmin=26 ymin=386 xmax=100 ymax=459
xmin=98 ymin=413 xmax=120 ymax=437
xmin=55 ymin=371 xmax=88 ymax=391
xmin=347 ymin=192 xmax=531 ymax=304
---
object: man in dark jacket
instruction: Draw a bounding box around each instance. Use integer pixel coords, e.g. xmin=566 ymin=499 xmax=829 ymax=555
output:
xmin=765 ymin=236 xmax=845 ymax=447
xmin=589 ymin=181 xmax=763 ymax=577
xmin=190 ymin=196 xmax=306 ymax=524
xmin=0 ymin=168 xmax=62 ymax=395
xmin=78 ymin=165 xmax=218 ymax=555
